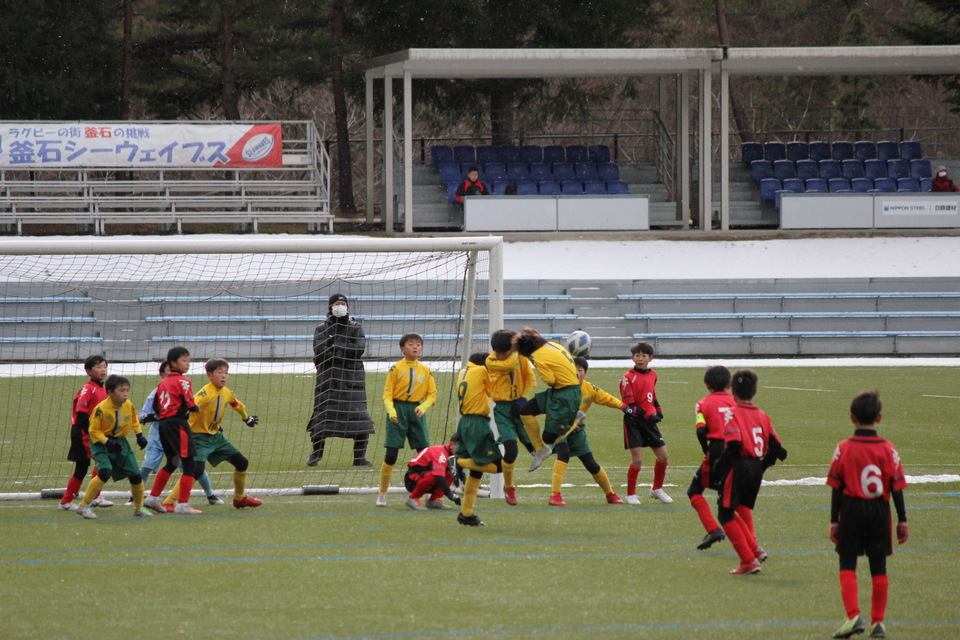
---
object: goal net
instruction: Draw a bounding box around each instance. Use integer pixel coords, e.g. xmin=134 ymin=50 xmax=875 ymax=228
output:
xmin=0 ymin=235 xmax=503 ymax=500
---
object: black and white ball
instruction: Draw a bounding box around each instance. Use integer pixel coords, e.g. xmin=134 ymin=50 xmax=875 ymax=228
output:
xmin=565 ymin=330 xmax=592 ymax=358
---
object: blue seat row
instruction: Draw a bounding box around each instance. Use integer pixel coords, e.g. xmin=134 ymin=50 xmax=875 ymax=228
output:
xmin=751 ymin=158 xmax=931 ymax=183
xmin=432 ymin=144 xmax=610 ymax=167
xmin=438 ymin=161 xmax=620 ymax=184
xmin=743 ymin=140 xmax=923 ymax=164
xmin=760 ymin=177 xmax=932 ymax=202
xmin=444 ymin=180 xmax=630 ymax=201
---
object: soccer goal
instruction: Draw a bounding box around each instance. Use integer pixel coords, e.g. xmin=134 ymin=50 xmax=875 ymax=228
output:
xmin=0 ymin=235 xmax=503 ymax=499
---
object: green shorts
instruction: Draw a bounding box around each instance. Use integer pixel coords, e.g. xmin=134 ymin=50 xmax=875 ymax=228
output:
xmin=536 ymin=385 xmax=581 ymax=437
xmin=454 ymin=414 xmax=502 ymax=465
xmin=90 ymin=438 xmax=141 ymax=481
xmin=194 ymin=431 xmax=241 ymax=466
xmin=564 ymin=424 xmax=592 ymax=458
xmin=493 ymin=400 xmax=531 ymax=446
xmin=384 ymin=401 xmax=430 ymax=450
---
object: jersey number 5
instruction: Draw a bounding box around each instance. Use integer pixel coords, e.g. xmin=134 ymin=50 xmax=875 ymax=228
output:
xmin=752 ymin=426 xmax=765 ymax=457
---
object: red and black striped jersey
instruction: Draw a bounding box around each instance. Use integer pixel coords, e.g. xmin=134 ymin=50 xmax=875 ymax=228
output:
xmin=71 ymin=379 xmax=107 ymax=425
xmin=695 ymin=391 xmax=736 ymax=440
xmin=827 ymin=432 xmax=906 ymax=500
xmin=723 ymin=402 xmax=780 ymax=458
xmin=155 ymin=372 xmax=197 ymax=419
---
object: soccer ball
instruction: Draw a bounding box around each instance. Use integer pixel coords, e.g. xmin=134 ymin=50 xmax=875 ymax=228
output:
xmin=565 ymin=330 xmax=592 ymax=358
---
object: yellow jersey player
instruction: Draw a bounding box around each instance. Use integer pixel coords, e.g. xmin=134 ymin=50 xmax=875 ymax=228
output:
xmin=453 ymin=352 xmax=501 ymax=526
xmin=75 ymin=375 xmax=150 ymax=519
xmin=377 ymin=333 xmax=437 ymax=507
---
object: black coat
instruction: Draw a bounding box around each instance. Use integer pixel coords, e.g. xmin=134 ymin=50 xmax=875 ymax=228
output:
xmin=306 ymin=314 xmax=374 ymax=437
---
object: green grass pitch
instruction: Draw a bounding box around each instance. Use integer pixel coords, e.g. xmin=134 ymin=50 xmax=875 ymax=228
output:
xmin=1 ymin=364 xmax=958 ymax=640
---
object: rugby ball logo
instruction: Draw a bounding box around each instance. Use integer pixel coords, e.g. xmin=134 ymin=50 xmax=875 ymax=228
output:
xmin=242 ymin=133 xmax=276 ymax=162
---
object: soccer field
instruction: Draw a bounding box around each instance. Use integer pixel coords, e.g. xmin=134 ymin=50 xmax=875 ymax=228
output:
xmin=1 ymin=364 xmax=958 ymax=640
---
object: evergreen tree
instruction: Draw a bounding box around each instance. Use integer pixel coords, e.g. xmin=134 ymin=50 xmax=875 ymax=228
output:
xmin=834 ymin=9 xmax=880 ymax=133
xmin=897 ymin=0 xmax=960 ymax=113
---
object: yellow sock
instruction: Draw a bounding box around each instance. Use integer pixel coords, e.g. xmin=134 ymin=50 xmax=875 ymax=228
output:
xmin=379 ymin=462 xmax=394 ymax=495
xmin=522 ymin=415 xmax=544 ymax=450
xmin=592 ymin=467 xmax=613 ymax=495
xmin=462 ymin=475 xmax=482 ymax=517
xmin=79 ymin=476 xmax=105 ymax=507
xmin=457 ymin=458 xmax=499 ymax=474
xmin=131 ymin=482 xmax=145 ymax=509
xmin=502 ymin=460 xmax=515 ymax=489
xmin=164 ymin=479 xmax=180 ymax=505
xmin=551 ymin=460 xmax=568 ymax=494
xmin=234 ymin=470 xmax=247 ymax=500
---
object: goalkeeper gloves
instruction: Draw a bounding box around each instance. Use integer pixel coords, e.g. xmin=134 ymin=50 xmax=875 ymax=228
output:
xmin=646 ymin=412 xmax=662 ymax=424
xmin=244 ymin=415 xmax=259 ymax=427
xmin=829 ymin=523 xmax=840 ymax=544
xmin=896 ymin=521 xmax=909 ymax=544
xmin=136 ymin=433 xmax=148 ymax=449
xmin=141 ymin=412 xmax=157 ymax=424
xmin=777 ymin=447 xmax=788 ymax=461
xmin=623 ymin=404 xmax=640 ymax=417
xmin=106 ymin=437 xmax=122 ymax=453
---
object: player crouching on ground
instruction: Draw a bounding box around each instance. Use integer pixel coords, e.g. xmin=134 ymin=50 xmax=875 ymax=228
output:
xmin=404 ymin=439 xmax=461 ymax=511
xmin=76 ymin=375 xmax=151 ymax=519
xmin=453 ymin=353 xmax=502 ymax=526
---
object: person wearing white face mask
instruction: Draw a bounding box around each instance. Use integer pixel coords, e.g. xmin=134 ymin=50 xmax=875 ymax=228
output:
xmin=306 ymin=293 xmax=375 ymax=467
xmin=931 ymin=165 xmax=959 ymax=192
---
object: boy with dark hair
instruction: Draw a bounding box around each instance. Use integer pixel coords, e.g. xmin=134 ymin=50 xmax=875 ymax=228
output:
xmin=547 ymin=357 xmax=624 ymax=506
xmin=59 ymin=354 xmax=113 ymax=511
xmin=715 ymin=369 xmax=786 ymax=575
xmin=76 ymin=375 xmax=151 ymax=519
xmin=453 ymin=352 xmax=500 ymax=526
xmin=688 ymin=365 xmax=735 ymax=550
xmin=620 ymin=341 xmax=672 ymax=505
xmin=377 ymin=333 xmax=437 ymax=507
xmin=404 ymin=439 xmax=460 ymax=511
xmin=828 ymin=392 xmax=908 ymax=639
xmin=454 ymin=166 xmax=489 ymax=205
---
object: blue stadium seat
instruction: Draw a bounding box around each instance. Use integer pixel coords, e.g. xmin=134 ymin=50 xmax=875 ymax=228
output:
xmin=431 ymin=145 xmax=452 ymax=166
xmin=841 ymin=159 xmax=865 ymax=180
xmin=920 ymin=177 xmax=933 ymax=192
xmin=851 ymin=177 xmax=873 ymax=193
xmin=543 ymin=145 xmax=565 ymax=164
xmin=808 ymin=141 xmax=830 ymax=162
xmin=588 ymin=145 xmax=611 ymax=163
xmin=796 ymin=159 xmax=819 ymax=181
xmin=529 ymin=163 xmax=552 ymax=182
xmin=773 ymin=160 xmax=797 ymax=181
xmin=872 ymin=178 xmax=896 ymax=193
xmin=538 ymin=180 xmax=560 ymax=195
xmin=583 ymin=180 xmax=606 ymax=195
xmin=476 ymin=145 xmax=498 ymax=165
xmin=438 ymin=162 xmax=460 ymax=183
xmin=887 ymin=159 xmax=910 ymax=180
xmin=828 ymin=178 xmax=851 ymax=192
xmin=444 ymin=182 xmax=460 ymax=203
xmin=864 ymin=159 xmax=887 ymax=180
xmin=560 ymin=179 xmax=584 ymax=195
xmin=897 ymin=177 xmax=920 ymax=192
xmin=759 ymin=178 xmax=781 ymax=202
xmin=764 ymin=141 xmax=786 ymax=162
xmin=899 ymin=141 xmax=922 ymax=160
xmin=484 ymin=163 xmax=507 ymax=183
xmin=786 ymin=141 xmax=809 ymax=162
xmin=575 ymin=162 xmax=599 ymax=181
xmin=910 ymin=159 xmax=932 ymax=179
xmin=818 ymin=159 xmax=842 ymax=180
xmin=877 ymin=141 xmax=899 ymax=161
xmin=597 ymin=162 xmax=620 ymax=181
xmin=854 ymin=141 xmax=877 ymax=162
xmin=491 ymin=181 xmax=511 ymax=195
xmin=565 ymin=145 xmax=588 ymax=163
xmin=832 ymin=141 xmax=854 ymax=161
xmin=520 ymin=145 xmax=543 ymax=164
xmin=782 ymin=178 xmax=805 ymax=193
xmin=515 ymin=180 xmax=538 ymax=195
xmin=497 ymin=145 xmax=521 ymax=165
xmin=741 ymin=142 xmax=763 ymax=165
xmin=552 ymin=162 xmax=575 ymax=181
xmin=453 ymin=145 xmax=475 ymax=164
xmin=506 ymin=163 xmax=530 ymax=182
xmin=805 ymin=178 xmax=828 ymax=193
xmin=750 ymin=160 xmax=774 ymax=183
xmin=606 ymin=180 xmax=630 ymax=194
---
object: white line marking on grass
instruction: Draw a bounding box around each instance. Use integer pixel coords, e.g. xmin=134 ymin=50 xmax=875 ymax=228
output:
xmin=765 ymin=386 xmax=838 ymax=393
xmin=921 ymin=395 xmax=960 ymax=399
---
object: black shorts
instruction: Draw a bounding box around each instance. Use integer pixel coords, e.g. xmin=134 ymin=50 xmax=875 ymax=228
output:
xmin=718 ymin=457 xmax=762 ymax=511
xmin=622 ymin=417 xmax=665 ymax=449
xmin=157 ymin=417 xmax=195 ymax=460
xmin=67 ymin=422 xmax=91 ymax=463
xmin=404 ymin=467 xmax=429 ymax=492
xmin=836 ymin=497 xmax=893 ymax=561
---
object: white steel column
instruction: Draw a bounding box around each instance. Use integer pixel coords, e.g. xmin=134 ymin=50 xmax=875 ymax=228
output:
xmin=678 ymin=74 xmax=690 ymax=228
xmin=698 ymin=69 xmax=712 ymax=231
xmin=403 ymin=71 xmax=414 ymax=234
xmin=720 ymin=68 xmax=730 ymax=231
xmin=383 ymin=74 xmax=394 ymax=234
xmin=365 ymin=71 xmax=375 ymax=226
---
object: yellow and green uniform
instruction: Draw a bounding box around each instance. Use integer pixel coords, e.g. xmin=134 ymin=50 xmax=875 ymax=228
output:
xmin=550 ymin=379 xmax=620 ymax=498
xmin=381 ymin=358 xmax=437 ymax=450
xmin=528 ymin=341 xmax=581 ymax=436
xmin=189 ymin=383 xmax=249 ymax=465
xmin=88 ymin=398 xmax=143 ymax=480
xmin=485 ymin=351 xmax=535 ymax=446
xmin=454 ymin=361 xmax=500 ymax=518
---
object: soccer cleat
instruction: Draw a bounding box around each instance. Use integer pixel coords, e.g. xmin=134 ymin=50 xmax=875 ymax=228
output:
xmin=528 ymin=446 xmax=552 ymax=472
xmin=697 ymin=528 xmax=726 ymax=550
xmin=207 ymin=495 xmax=225 ymax=505
xmin=649 ymin=488 xmax=674 ymax=504
xmin=133 ymin=507 xmax=154 ymax=517
xmin=867 ymin=622 xmax=886 ymax=638
xmin=729 ymin=560 xmax=762 ymax=575
xmin=375 ymin=493 xmax=387 ymax=507
xmin=91 ymin=497 xmax=114 ymax=508
xmin=305 ymin=451 xmax=323 ymax=466
xmin=504 ymin=486 xmax=518 ymax=506
xmin=457 ymin=513 xmax=486 ymax=527
xmin=353 ymin=458 xmax=373 ymax=467
xmin=125 ymin=497 xmax=135 ymax=505
xmin=548 ymin=493 xmax=566 ymax=507
xmin=173 ymin=502 xmax=202 ymax=515
xmin=143 ymin=495 xmax=167 ymax=513
xmin=76 ymin=504 xmax=97 ymax=519
xmin=233 ymin=496 xmax=263 ymax=509
xmin=58 ymin=502 xmax=77 ymax=512
xmin=624 ymin=494 xmax=641 ymax=505
xmin=754 ymin=546 xmax=768 ymax=563
xmin=832 ymin=615 xmax=865 ymax=639
xmin=405 ymin=497 xmax=426 ymax=510
xmin=425 ymin=499 xmax=452 ymax=510
xmin=606 ymin=492 xmax=624 ymax=504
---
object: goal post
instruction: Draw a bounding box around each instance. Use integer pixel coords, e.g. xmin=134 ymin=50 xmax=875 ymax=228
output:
xmin=0 ymin=235 xmax=503 ymax=499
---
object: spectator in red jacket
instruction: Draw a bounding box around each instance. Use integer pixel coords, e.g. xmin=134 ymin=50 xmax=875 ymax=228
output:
xmin=455 ymin=166 xmax=489 ymax=205
xmin=932 ymin=166 xmax=960 ymax=192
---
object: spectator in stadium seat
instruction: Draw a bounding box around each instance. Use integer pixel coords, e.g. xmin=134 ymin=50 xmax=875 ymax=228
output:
xmin=454 ymin=166 xmax=489 ymax=205
xmin=931 ymin=165 xmax=960 ymax=192
xmin=306 ymin=293 xmax=375 ymax=467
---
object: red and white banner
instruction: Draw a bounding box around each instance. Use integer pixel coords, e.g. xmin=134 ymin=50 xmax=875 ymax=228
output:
xmin=0 ymin=122 xmax=283 ymax=168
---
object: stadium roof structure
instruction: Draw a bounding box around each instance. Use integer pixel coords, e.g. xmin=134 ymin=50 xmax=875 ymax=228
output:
xmin=361 ymin=46 xmax=960 ymax=233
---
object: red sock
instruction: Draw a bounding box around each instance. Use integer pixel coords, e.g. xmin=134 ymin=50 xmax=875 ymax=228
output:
xmin=652 ymin=461 xmax=667 ymax=490
xmin=690 ymin=494 xmax=719 ymax=533
xmin=734 ymin=511 xmax=758 ymax=550
xmin=721 ymin=519 xmax=755 ymax=564
xmin=870 ymin=574 xmax=888 ymax=624
xmin=61 ymin=476 xmax=83 ymax=504
xmin=150 ymin=469 xmax=172 ymax=497
xmin=178 ymin=476 xmax=195 ymax=503
xmin=840 ymin=569 xmax=860 ymax=619
xmin=626 ymin=464 xmax=641 ymax=495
